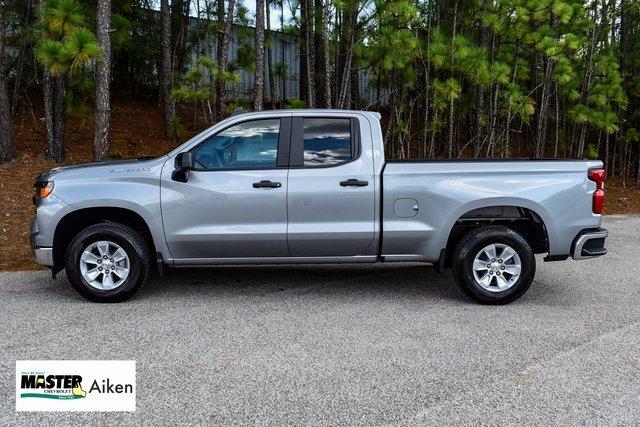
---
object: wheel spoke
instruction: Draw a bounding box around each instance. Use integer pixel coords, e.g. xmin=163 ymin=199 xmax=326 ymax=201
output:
xmin=504 ymin=264 xmax=521 ymax=275
xmin=112 ymin=265 xmax=128 ymax=278
xmin=483 ymin=244 xmax=497 ymax=260
xmin=496 ymin=274 xmax=510 ymax=289
xmin=112 ymin=248 xmax=127 ymax=262
xmin=85 ymin=267 xmax=101 ymax=281
xmin=478 ymin=273 xmax=493 ymax=288
xmin=81 ymin=251 xmax=100 ymax=264
xmin=473 ymin=259 xmax=489 ymax=271
xmin=501 ymin=246 xmax=516 ymax=262
xmin=101 ymin=272 xmax=114 ymax=289
xmin=96 ymin=241 xmax=110 ymax=257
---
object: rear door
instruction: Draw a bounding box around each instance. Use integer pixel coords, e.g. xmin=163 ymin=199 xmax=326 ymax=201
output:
xmin=286 ymin=114 xmax=376 ymax=256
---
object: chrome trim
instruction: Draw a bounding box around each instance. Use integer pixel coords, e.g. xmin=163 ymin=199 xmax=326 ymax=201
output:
xmin=34 ymin=247 xmax=54 ymax=266
xmin=572 ymin=229 xmax=608 ymax=260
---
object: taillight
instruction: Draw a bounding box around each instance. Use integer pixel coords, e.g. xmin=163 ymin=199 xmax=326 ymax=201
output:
xmin=588 ymin=168 xmax=605 ymax=214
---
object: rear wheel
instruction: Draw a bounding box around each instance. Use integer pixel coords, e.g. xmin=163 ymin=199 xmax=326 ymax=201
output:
xmin=452 ymin=226 xmax=535 ymax=305
xmin=65 ymin=223 xmax=151 ymax=302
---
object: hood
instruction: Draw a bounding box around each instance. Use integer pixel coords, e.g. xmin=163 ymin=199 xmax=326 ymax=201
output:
xmin=37 ymin=156 xmax=163 ymax=182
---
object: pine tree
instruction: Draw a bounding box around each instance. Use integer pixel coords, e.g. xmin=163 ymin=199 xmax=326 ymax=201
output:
xmin=0 ymin=15 xmax=15 ymax=164
xmin=93 ymin=0 xmax=111 ymax=161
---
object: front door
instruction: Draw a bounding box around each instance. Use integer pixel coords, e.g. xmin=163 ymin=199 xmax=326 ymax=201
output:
xmin=161 ymin=117 xmax=291 ymax=260
xmin=286 ymin=115 xmax=376 ymax=256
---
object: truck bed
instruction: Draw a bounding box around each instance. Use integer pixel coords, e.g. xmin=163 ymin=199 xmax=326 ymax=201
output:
xmin=380 ymin=159 xmax=603 ymax=262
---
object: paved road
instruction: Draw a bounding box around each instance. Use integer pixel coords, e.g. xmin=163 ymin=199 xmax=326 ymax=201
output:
xmin=1 ymin=216 xmax=639 ymax=425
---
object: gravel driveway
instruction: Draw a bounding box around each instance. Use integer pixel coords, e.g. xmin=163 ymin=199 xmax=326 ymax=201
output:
xmin=1 ymin=216 xmax=639 ymax=425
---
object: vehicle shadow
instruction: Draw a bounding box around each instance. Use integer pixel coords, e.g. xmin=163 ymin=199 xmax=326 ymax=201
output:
xmin=138 ymin=263 xmax=469 ymax=303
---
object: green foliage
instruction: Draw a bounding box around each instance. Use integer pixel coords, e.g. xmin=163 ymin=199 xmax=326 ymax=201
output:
xmin=41 ymin=0 xmax=85 ymax=37
xmin=285 ymin=97 xmax=306 ymax=109
xmin=36 ymin=0 xmax=101 ymax=76
xmin=169 ymin=116 xmax=185 ymax=142
xmin=111 ymin=13 xmax=132 ymax=48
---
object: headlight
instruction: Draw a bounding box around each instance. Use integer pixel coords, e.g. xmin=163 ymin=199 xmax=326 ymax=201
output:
xmin=34 ymin=181 xmax=54 ymax=199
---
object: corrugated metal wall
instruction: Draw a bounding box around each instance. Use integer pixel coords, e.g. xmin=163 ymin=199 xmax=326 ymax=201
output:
xmin=187 ymin=19 xmax=386 ymax=104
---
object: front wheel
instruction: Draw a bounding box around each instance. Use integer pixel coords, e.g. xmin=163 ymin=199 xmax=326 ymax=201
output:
xmin=451 ymin=226 xmax=535 ymax=305
xmin=65 ymin=222 xmax=151 ymax=302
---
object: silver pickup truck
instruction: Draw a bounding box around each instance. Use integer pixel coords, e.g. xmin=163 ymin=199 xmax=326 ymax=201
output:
xmin=31 ymin=109 xmax=607 ymax=304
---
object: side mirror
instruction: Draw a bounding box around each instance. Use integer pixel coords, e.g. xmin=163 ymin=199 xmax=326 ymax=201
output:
xmin=172 ymin=152 xmax=194 ymax=182
xmin=178 ymin=151 xmax=194 ymax=170
xmin=178 ymin=151 xmax=194 ymax=171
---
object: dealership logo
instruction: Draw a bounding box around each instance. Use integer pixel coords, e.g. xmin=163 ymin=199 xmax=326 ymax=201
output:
xmin=20 ymin=373 xmax=87 ymax=400
xmin=16 ymin=361 xmax=136 ymax=411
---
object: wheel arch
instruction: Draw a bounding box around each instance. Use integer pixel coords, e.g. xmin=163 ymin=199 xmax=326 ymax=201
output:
xmin=442 ymin=201 xmax=553 ymax=267
xmin=52 ymin=206 xmax=158 ymax=273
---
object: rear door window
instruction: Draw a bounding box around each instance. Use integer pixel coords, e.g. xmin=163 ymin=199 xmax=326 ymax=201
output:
xmin=302 ymin=118 xmax=352 ymax=167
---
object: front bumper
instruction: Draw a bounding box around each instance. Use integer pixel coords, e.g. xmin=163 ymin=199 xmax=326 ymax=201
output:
xmin=34 ymin=247 xmax=54 ymax=266
xmin=571 ymin=228 xmax=608 ymax=260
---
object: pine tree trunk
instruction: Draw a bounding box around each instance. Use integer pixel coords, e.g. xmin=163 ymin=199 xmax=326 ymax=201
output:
xmin=534 ymin=56 xmax=553 ymax=157
xmin=302 ymin=0 xmax=316 ymax=107
xmin=170 ymin=0 xmax=191 ymax=73
xmin=48 ymin=76 xmax=65 ymax=162
xmin=215 ymin=0 xmax=236 ymax=119
xmin=429 ymin=109 xmax=438 ymax=158
xmin=447 ymin=0 xmax=458 ymax=158
xmin=42 ymin=67 xmax=55 ymax=159
xmin=473 ymin=8 xmax=485 ymax=158
xmin=265 ymin=2 xmax=276 ymax=107
xmin=213 ymin=0 xmax=225 ymax=117
xmin=38 ymin=0 xmax=59 ymax=162
xmin=280 ymin=5 xmax=286 ymax=106
xmin=161 ymin=0 xmax=174 ymax=136
xmin=577 ymin=6 xmax=598 ymax=158
xmin=323 ymin=0 xmax=332 ymax=108
xmin=11 ymin=0 xmax=32 ymax=116
xmin=447 ymin=94 xmax=454 ymax=158
xmin=486 ymin=84 xmax=499 ymax=157
xmin=637 ymin=153 xmax=640 ymax=188
xmin=0 ymin=22 xmax=15 ymax=164
xmin=93 ymin=0 xmax=111 ymax=161
xmin=254 ymin=0 xmax=265 ymax=111
xmin=535 ymin=16 xmax=556 ymax=158
xmin=554 ymin=84 xmax=560 ymax=157
xmin=337 ymin=6 xmax=356 ymax=109
xmin=313 ymin=0 xmax=323 ymax=107
xmin=299 ymin=0 xmax=309 ymax=103
xmin=473 ymin=88 xmax=484 ymax=158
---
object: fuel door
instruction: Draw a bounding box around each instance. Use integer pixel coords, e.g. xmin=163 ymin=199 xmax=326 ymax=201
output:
xmin=393 ymin=198 xmax=419 ymax=218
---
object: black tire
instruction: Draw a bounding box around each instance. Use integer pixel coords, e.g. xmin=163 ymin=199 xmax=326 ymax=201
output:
xmin=451 ymin=225 xmax=535 ymax=305
xmin=65 ymin=222 xmax=151 ymax=302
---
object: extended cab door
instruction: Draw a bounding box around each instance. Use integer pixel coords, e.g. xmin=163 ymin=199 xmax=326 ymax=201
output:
xmin=286 ymin=114 xmax=376 ymax=256
xmin=160 ymin=116 xmax=291 ymax=260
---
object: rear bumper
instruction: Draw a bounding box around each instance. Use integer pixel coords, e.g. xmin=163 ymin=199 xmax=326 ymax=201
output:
xmin=571 ymin=228 xmax=608 ymax=260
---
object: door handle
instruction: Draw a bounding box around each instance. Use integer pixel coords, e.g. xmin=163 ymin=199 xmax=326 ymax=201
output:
xmin=252 ymin=180 xmax=282 ymax=188
xmin=340 ymin=179 xmax=369 ymax=187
